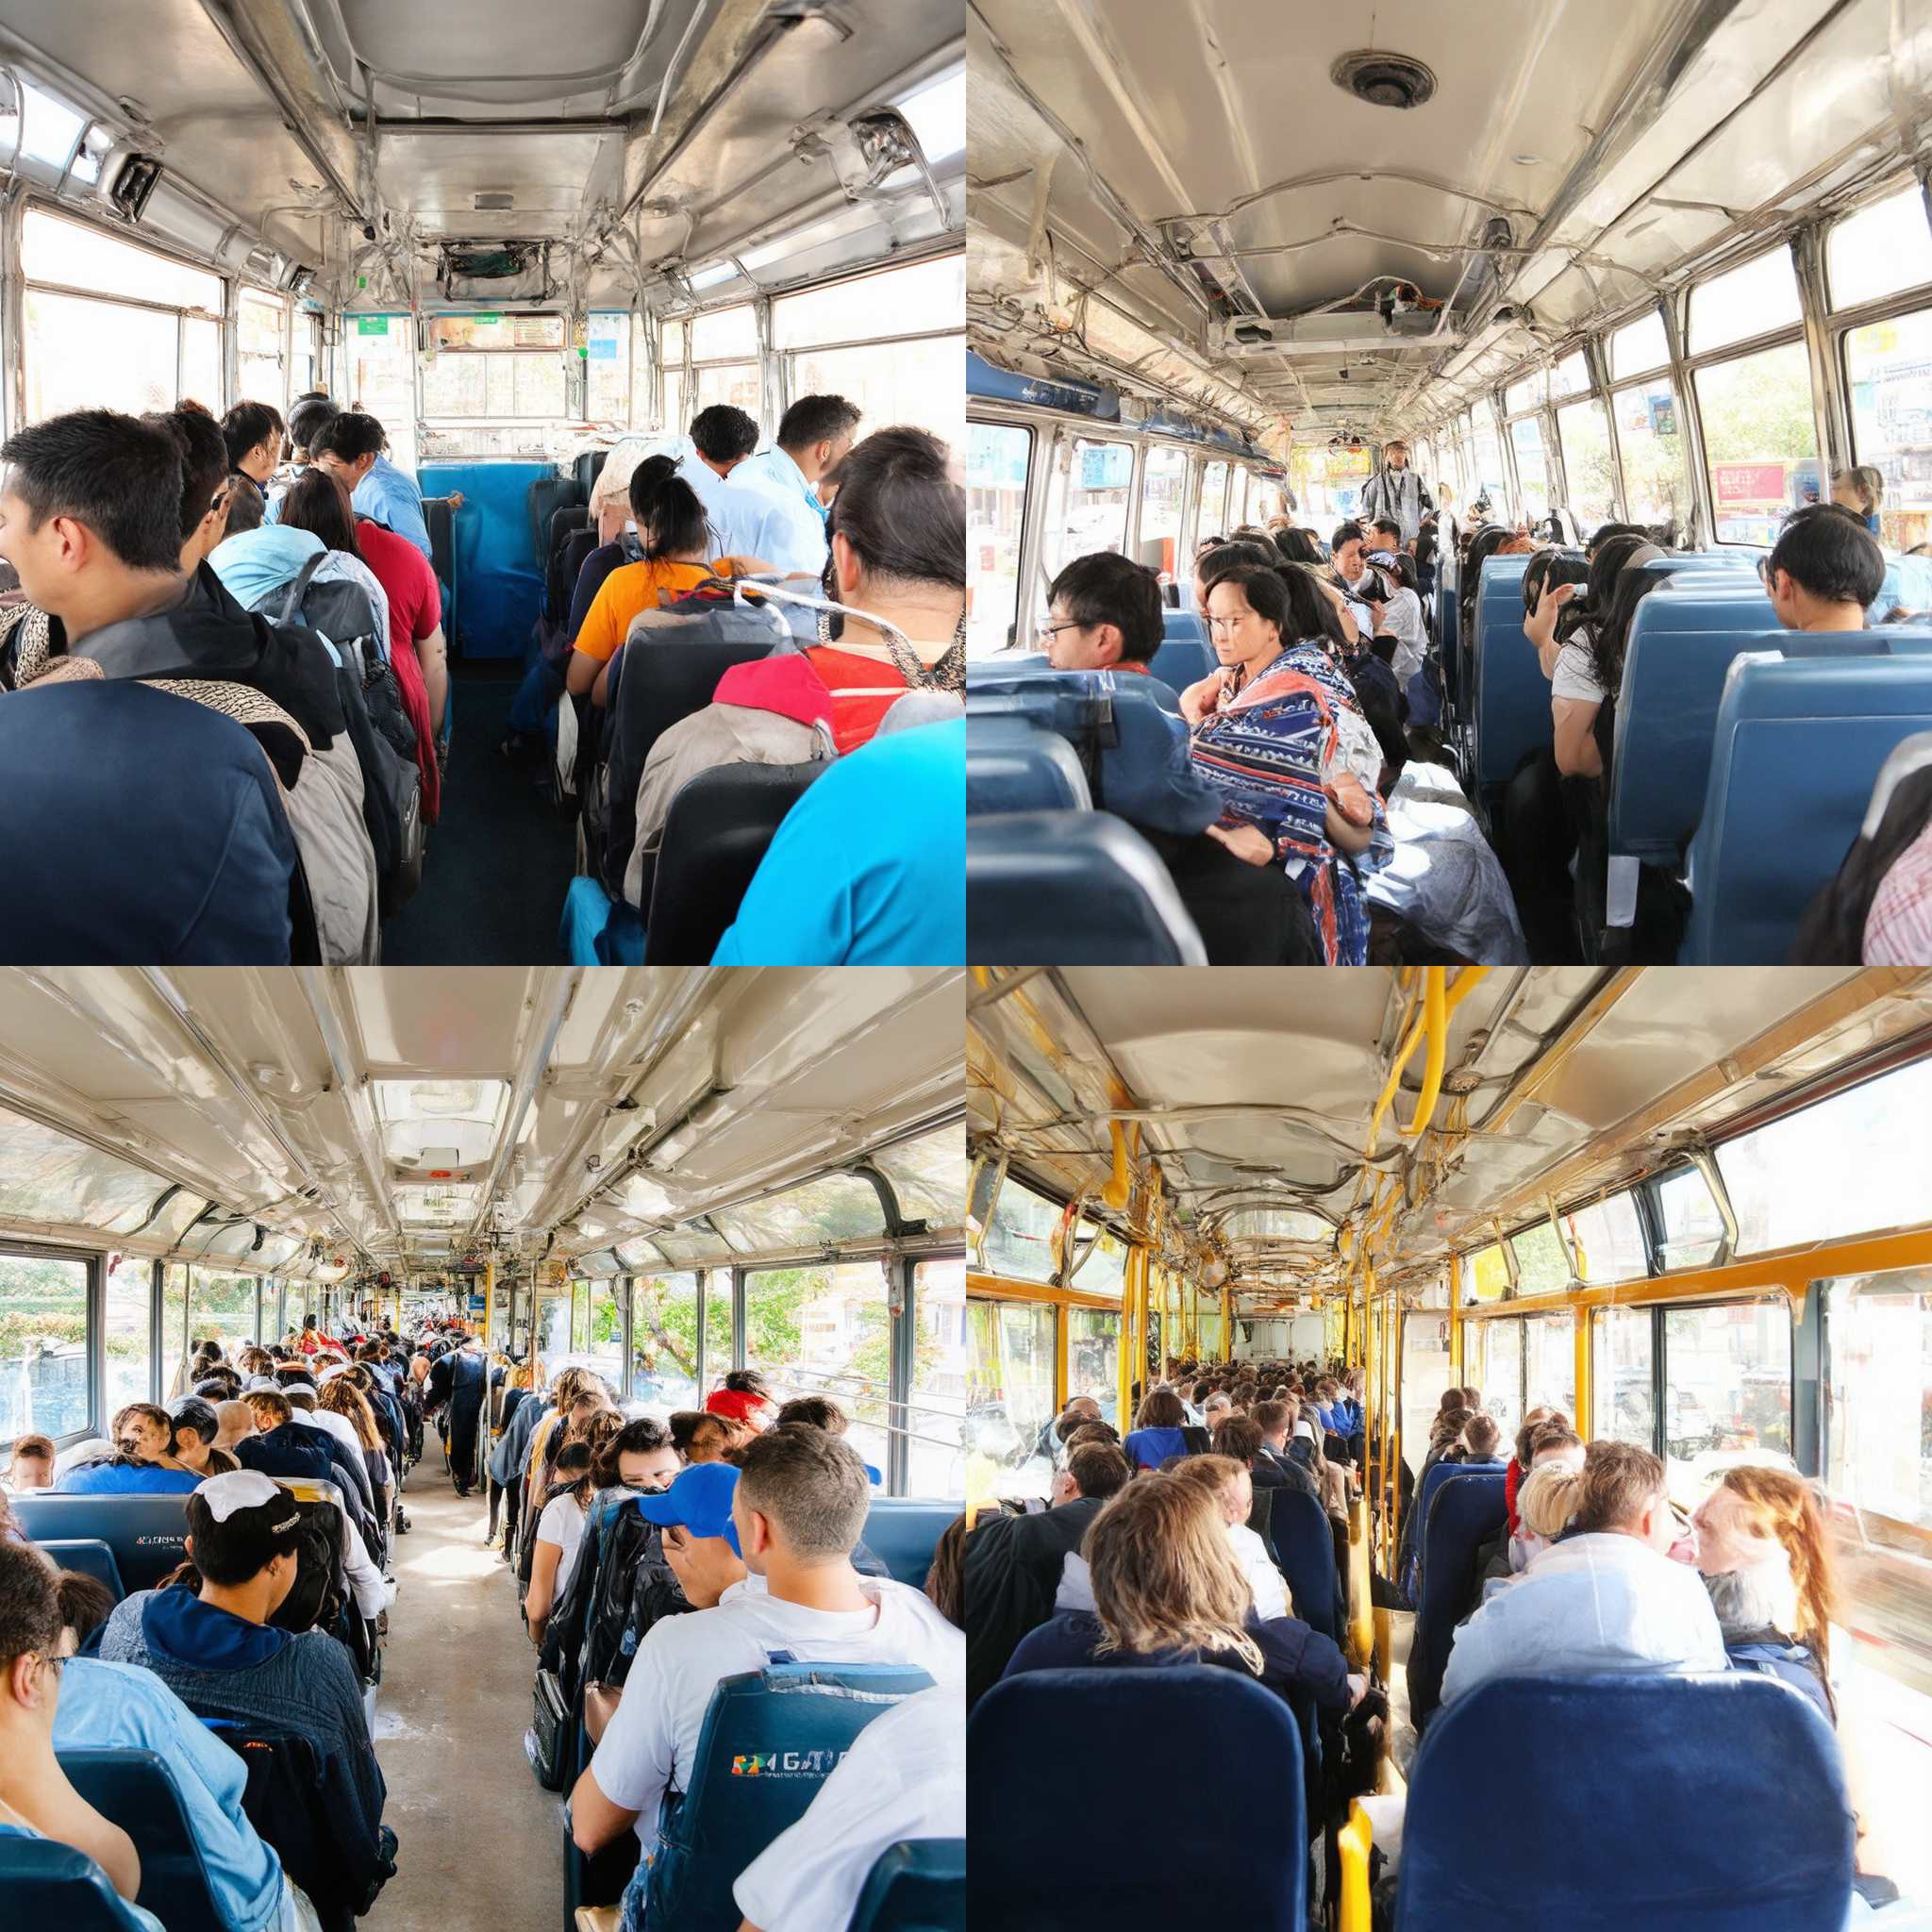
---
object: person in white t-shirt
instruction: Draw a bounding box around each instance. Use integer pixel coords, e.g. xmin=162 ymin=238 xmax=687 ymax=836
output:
xmin=568 ymin=1428 xmax=963 ymax=1891
xmin=525 ymin=1439 xmax=594 ymax=1648
xmin=733 ymin=1682 xmax=962 ymax=1932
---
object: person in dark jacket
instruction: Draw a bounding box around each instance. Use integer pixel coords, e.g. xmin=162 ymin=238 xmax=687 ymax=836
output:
xmin=425 ymin=1341 xmax=488 ymax=1495
xmin=965 ymin=1441 xmax=1132 ymax=1707
xmin=1254 ymin=1400 xmax=1321 ymax=1499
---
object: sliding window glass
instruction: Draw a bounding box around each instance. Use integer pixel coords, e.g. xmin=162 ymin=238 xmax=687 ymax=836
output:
xmin=237 ymin=290 xmax=287 ymax=408
xmin=967 ymin=1297 xmax=1055 ymax=1501
xmin=1661 ymin=1299 xmax=1791 ymax=1483
xmin=1843 ymin=308 xmax=1932 ymax=554
xmin=908 ymin=1257 xmax=968 ymax=1498
xmin=631 ymin=1273 xmax=701 ymax=1410
xmin=967 ymin=422 xmax=1033 ymax=657
xmin=1474 ymin=1316 xmax=1524 ymax=1439
xmin=1593 ymin=1306 xmax=1656 ymax=1449
xmin=188 ymin=1268 xmax=257 ymax=1360
xmin=1694 ymin=341 xmax=1820 ymax=545
xmin=585 ymin=1279 xmax=625 ymax=1390
xmin=104 ymin=1255 xmax=154 ymax=1411
xmin=1557 ymin=398 xmax=1617 ymax=529
xmin=0 ymin=1249 xmax=91 ymax=1441
xmin=1044 ymin=438 xmax=1135 ymax=591
xmin=745 ymin=1262 xmax=891 ymax=1472
xmin=1067 ymin=1307 xmax=1121 ymax=1426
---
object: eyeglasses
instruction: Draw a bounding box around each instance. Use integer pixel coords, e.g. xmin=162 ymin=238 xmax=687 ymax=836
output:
xmin=1037 ymin=620 xmax=1090 ymax=641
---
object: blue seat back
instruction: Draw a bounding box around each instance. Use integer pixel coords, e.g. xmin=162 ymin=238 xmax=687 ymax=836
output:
xmin=14 ymin=1493 xmax=189 ymax=1592
xmin=1681 ymin=650 xmax=1932 ymax=962
xmin=1470 ymin=556 xmax=1534 ymax=792
xmin=968 ymin=811 xmax=1208 ymax=963
xmin=58 ymin=1748 xmax=225 ymax=1930
xmin=1402 ymin=1456 xmax=1500 ymax=1601
xmin=0 ymin=1830 xmax=151 ymax=1927
xmin=966 ymin=716 xmax=1091 ymax=815
xmin=643 ymin=1662 xmax=934 ymax=1932
xmin=1395 ymin=1674 xmax=1853 ymax=1930
xmin=862 ymin=1500 xmax=958 ymax=1590
xmin=1161 ymin=608 xmax=1208 ymax=645
xmin=1607 ymin=602 xmax=1777 ymax=864
xmin=970 ymin=1666 xmax=1306 ymax=1931
xmin=37 ymin=1539 xmax=125 ymax=1601
xmin=1149 ymin=625 xmax=1215 ymax=694
xmin=1406 ymin=1470 xmax=1507 ymax=1729
xmin=847 ymin=1840 xmax=967 ymax=1932
xmin=1264 ymin=1485 xmax=1340 ymax=1647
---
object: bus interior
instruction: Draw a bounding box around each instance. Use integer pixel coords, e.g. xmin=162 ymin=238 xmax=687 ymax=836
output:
xmin=967 ymin=962 xmax=1932 ymax=1925
xmin=0 ymin=0 xmax=965 ymax=961
xmin=964 ymin=1 xmax=1932 ymax=968
xmin=0 ymin=963 xmax=969 ymax=1929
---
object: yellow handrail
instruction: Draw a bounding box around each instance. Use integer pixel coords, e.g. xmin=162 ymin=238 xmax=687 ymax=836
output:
xmin=1402 ymin=966 xmax=1449 ymax=1139
xmin=1337 ymin=1801 xmax=1373 ymax=1932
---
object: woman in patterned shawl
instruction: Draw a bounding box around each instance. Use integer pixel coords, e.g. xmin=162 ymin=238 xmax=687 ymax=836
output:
xmin=1183 ymin=560 xmax=1390 ymax=964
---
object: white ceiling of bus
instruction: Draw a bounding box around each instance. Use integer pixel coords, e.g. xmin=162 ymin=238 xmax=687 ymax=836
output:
xmin=968 ymin=0 xmax=1932 ymax=442
xmin=0 ymin=968 xmax=964 ymax=1278
xmin=969 ymin=966 xmax=1932 ymax=1304
xmin=0 ymin=0 xmax=961 ymax=305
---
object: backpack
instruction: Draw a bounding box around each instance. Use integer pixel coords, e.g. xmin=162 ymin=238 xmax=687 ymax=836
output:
xmin=265 ymin=557 xmax=424 ymax=916
xmin=1791 ymin=739 xmax=1932 ymax=962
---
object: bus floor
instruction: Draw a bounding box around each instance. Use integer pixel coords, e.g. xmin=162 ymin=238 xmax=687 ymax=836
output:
xmin=381 ymin=671 xmax=575 ymax=964
xmin=368 ymin=1433 xmax=561 ymax=1930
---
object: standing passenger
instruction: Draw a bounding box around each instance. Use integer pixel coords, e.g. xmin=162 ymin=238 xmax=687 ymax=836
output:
xmin=730 ymin=394 xmax=862 ymax=576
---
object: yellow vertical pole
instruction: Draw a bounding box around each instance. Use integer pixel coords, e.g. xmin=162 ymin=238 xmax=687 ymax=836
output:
xmin=1117 ymin=1248 xmax=1139 ymax=1428
xmin=1221 ymin=1284 xmax=1232 ymax=1362
xmin=1053 ymin=1288 xmax=1069 ymax=1412
xmin=1574 ymin=1303 xmax=1592 ymax=1440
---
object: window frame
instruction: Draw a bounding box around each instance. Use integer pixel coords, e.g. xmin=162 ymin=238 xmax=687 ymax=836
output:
xmin=0 ymin=1239 xmax=102 ymax=1447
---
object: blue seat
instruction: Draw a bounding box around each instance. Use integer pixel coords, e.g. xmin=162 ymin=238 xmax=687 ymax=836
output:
xmin=968 ymin=812 xmax=1208 ymax=964
xmin=1401 ymin=1456 xmax=1503 ymax=1603
xmin=862 ymin=1500 xmax=959 ymax=1591
xmin=640 ymin=1662 xmax=934 ymax=1932
xmin=1396 ymin=1674 xmax=1854 ymax=1929
xmin=0 ymin=1830 xmax=152 ymax=1928
xmin=1261 ymin=1485 xmax=1341 ymax=1648
xmin=1149 ymin=625 xmax=1214 ymax=694
xmin=14 ymin=1493 xmax=189 ymax=1592
xmin=1469 ymin=555 xmax=1534 ymax=798
xmin=1681 ymin=649 xmax=1932 ymax=962
xmin=58 ymin=1748 xmax=225 ymax=1931
xmin=972 ymin=1667 xmax=1306 ymax=1929
xmin=1608 ymin=604 xmax=1780 ymax=866
xmin=1405 ymin=1469 xmax=1507 ymax=1730
xmin=966 ymin=716 xmax=1091 ymax=815
xmin=1161 ymin=608 xmax=1208 ymax=645
xmin=37 ymin=1539 xmax=125 ymax=1601
xmin=847 ymin=1840 xmax=967 ymax=1932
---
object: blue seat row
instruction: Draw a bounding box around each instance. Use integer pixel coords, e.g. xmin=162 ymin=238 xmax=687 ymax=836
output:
xmin=967 ymin=812 xmax=1208 ymax=963
xmin=1406 ymin=1468 xmax=1507 ymax=1730
xmin=966 ymin=716 xmax=1091 ymax=815
xmin=13 ymin=1492 xmax=189 ymax=1592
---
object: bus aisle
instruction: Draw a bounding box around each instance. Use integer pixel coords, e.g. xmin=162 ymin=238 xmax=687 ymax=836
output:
xmin=368 ymin=1434 xmax=559 ymax=1932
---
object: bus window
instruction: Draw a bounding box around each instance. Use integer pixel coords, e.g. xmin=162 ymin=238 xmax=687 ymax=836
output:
xmin=967 ymin=1296 xmax=1054 ymax=1500
xmin=1470 ymin=414 xmax=1509 ymax=521
xmin=104 ymin=1254 xmax=153 ymax=1412
xmin=1524 ymin=1311 xmax=1575 ymax=1418
xmin=703 ymin=1268 xmax=732 ymax=1385
xmin=658 ymin=318 xmax=686 ymax=432
xmin=690 ymin=302 xmax=760 ymax=419
xmin=1653 ymin=1164 xmax=1726 ymax=1270
xmin=1551 ymin=351 xmax=1591 ymax=400
xmin=1608 ymin=310 xmax=1671 ymax=382
xmin=1695 ymin=341 xmax=1820 ymax=542
xmin=160 ymin=1263 xmax=190 ymax=1378
xmin=1068 ymin=1306 xmax=1120 ymax=1427
xmin=1593 ymin=1304 xmax=1656 ymax=1447
xmin=1557 ymin=396 xmax=1618 ymax=530
xmin=422 ymin=314 xmax=569 ymax=424
xmin=536 ymin=1292 xmax=571 ymax=1361
xmin=908 ymin=1257 xmax=967 ymax=1497
xmin=1690 ymin=246 xmax=1806 ymax=356
xmin=1197 ymin=460 xmax=1230 ymax=540
xmin=0 ymin=1248 xmax=91 ymax=1441
xmin=237 ymin=290 xmax=287 ymax=407
xmin=1824 ymin=1264 xmax=1932 ymax=1536
xmin=1844 ymin=307 xmax=1932 ymax=553
xmin=1460 ymin=1243 xmax=1508 ymax=1303
xmin=1400 ymin=1307 xmax=1454 ymax=1462
xmin=1562 ymin=1191 xmax=1649 ymax=1284
xmin=746 ymin=1261 xmax=891 ymax=1473
xmin=961 ymin=419 xmax=1027 ymax=653
xmin=1069 ymin=1220 xmax=1125 ymax=1297
xmin=872 ymin=1123 xmax=969 ymax=1225
xmin=188 ymin=1267 xmax=258 ymax=1360
xmin=1613 ymin=376 xmax=1691 ymax=530
xmin=584 ymin=1278 xmax=624 ymax=1390
xmin=1716 ymin=1056 xmax=1932 ymax=1256
xmin=1137 ymin=445 xmax=1188 ymax=580
xmin=23 ymin=288 xmax=192 ymax=423
xmin=630 ymin=1273 xmax=700 ymax=1409
xmin=774 ymin=254 xmax=966 ymax=449
xmin=1474 ymin=1315 xmax=1524 ymax=1439
xmin=981 ymin=1175 xmax=1060 ymax=1283
xmin=291 ymin=308 xmax=325 ymax=402
xmin=344 ymin=315 xmax=417 ymax=473
xmin=1045 ymin=436 xmax=1135 ymax=590
xmin=1661 ymin=1298 xmax=1791 ymax=1475
xmin=584 ymin=312 xmax=633 ymax=425
xmin=1509 ymin=1221 xmax=1570 ymax=1295
xmin=1828 ymin=184 xmax=1932 ymax=310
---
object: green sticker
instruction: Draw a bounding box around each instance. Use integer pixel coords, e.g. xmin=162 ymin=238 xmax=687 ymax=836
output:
xmin=356 ymin=315 xmax=388 ymax=336
xmin=473 ymin=312 xmax=502 ymax=324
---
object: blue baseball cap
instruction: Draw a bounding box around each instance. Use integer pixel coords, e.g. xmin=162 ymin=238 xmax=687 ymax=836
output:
xmin=636 ymin=1461 xmax=741 ymax=1554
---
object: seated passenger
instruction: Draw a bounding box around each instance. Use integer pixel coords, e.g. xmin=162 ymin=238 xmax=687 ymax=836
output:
xmin=569 ymin=1430 xmax=964 ymax=1906
xmin=58 ymin=1404 xmax=203 ymax=1493
xmin=963 ymin=1441 xmax=1132 ymax=1704
xmin=213 ymin=464 xmax=391 ymax=655
xmin=1503 ymin=1406 xmax=1561 ymax=1532
xmin=1506 ymin=1438 xmax=1587 ymax=1574
xmin=1166 ymin=1451 xmax=1291 ymax=1621
xmin=1520 ymin=533 xmax=1658 ymax=780
xmin=0 ymin=1542 xmax=157 ymax=1923
xmin=1832 ymin=463 xmax=1887 ymax=538
xmin=5 ymin=1434 xmax=56 ymax=1493
xmin=1185 ymin=561 xmax=1388 ymax=964
xmin=214 ymin=1401 xmax=258 ymax=1457
xmin=1764 ymin=504 xmax=1886 ymax=635
xmin=1253 ymin=1401 xmax=1320 ymax=1499
xmin=1122 ymin=1387 xmax=1199 ymax=1471
xmin=169 ymin=1398 xmax=242 ymax=1478
xmin=527 ymin=1415 xmax=624 ymax=1647
xmin=732 ymin=1682 xmax=961 ymax=1932
xmin=709 ymin=717 xmax=965 ymax=965
xmin=1691 ymin=1464 xmax=1838 ymax=1725
xmin=278 ymin=1384 xmax=377 ymax=1520
xmin=1440 ymin=1441 xmax=1726 ymax=1706
xmin=729 ymin=393 xmax=862 ymax=576
xmin=95 ymin=1473 xmax=392 ymax=1907
xmin=704 ymin=1368 xmax=775 ymax=1430
xmin=49 ymin=1566 xmax=323 ymax=1932
xmin=222 ymin=403 xmax=286 ymax=492
xmin=316 ymin=1376 xmax=391 ymax=1523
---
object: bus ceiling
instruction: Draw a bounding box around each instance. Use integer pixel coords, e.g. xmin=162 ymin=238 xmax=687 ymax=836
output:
xmin=967 ymin=965 xmax=1932 ymax=1295
xmin=0 ymin=0 xmax=963 ymax=312
xmin=966 ymin=0 xmax=1932 ymax=441
xmin=0 ymin=966 xmax=965 ymax=1283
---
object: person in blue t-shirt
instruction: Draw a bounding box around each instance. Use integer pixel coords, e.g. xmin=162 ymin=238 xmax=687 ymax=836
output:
xmin=1122 ymin=1388 xmax=1197 ymax=1472
xmin=57 ymin=1402 xmax=203 ymax=1494
xmin=711 ymin=719 xmax=964 ymax=965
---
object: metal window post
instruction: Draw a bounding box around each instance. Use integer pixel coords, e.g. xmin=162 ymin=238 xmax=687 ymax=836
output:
xmin=694 ymin=1270 xmax=709 ymax=1391
xmin=731 ymin=1266 xmax=747 ymax=1371
xmin=888 ymin=1256 xmax=915 ymax=1497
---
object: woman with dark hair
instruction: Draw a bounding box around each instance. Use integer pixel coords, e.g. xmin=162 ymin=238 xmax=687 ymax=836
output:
xmin=1273 ymin=526 xmax=1324 ymax=569
xmin=142 ymin=401 xmax=234 ymax=575
xmin=1184 ymin=561 xmax=1389 ymax=963
xmin=278 ymin=465 xmax=440 ymax=820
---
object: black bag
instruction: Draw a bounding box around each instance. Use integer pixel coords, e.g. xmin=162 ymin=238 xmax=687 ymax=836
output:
xmin=529 ymin=1667 xmax=569 ymax=1790
xmin=1792 ymin=744 xmax=1932 ymax=962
